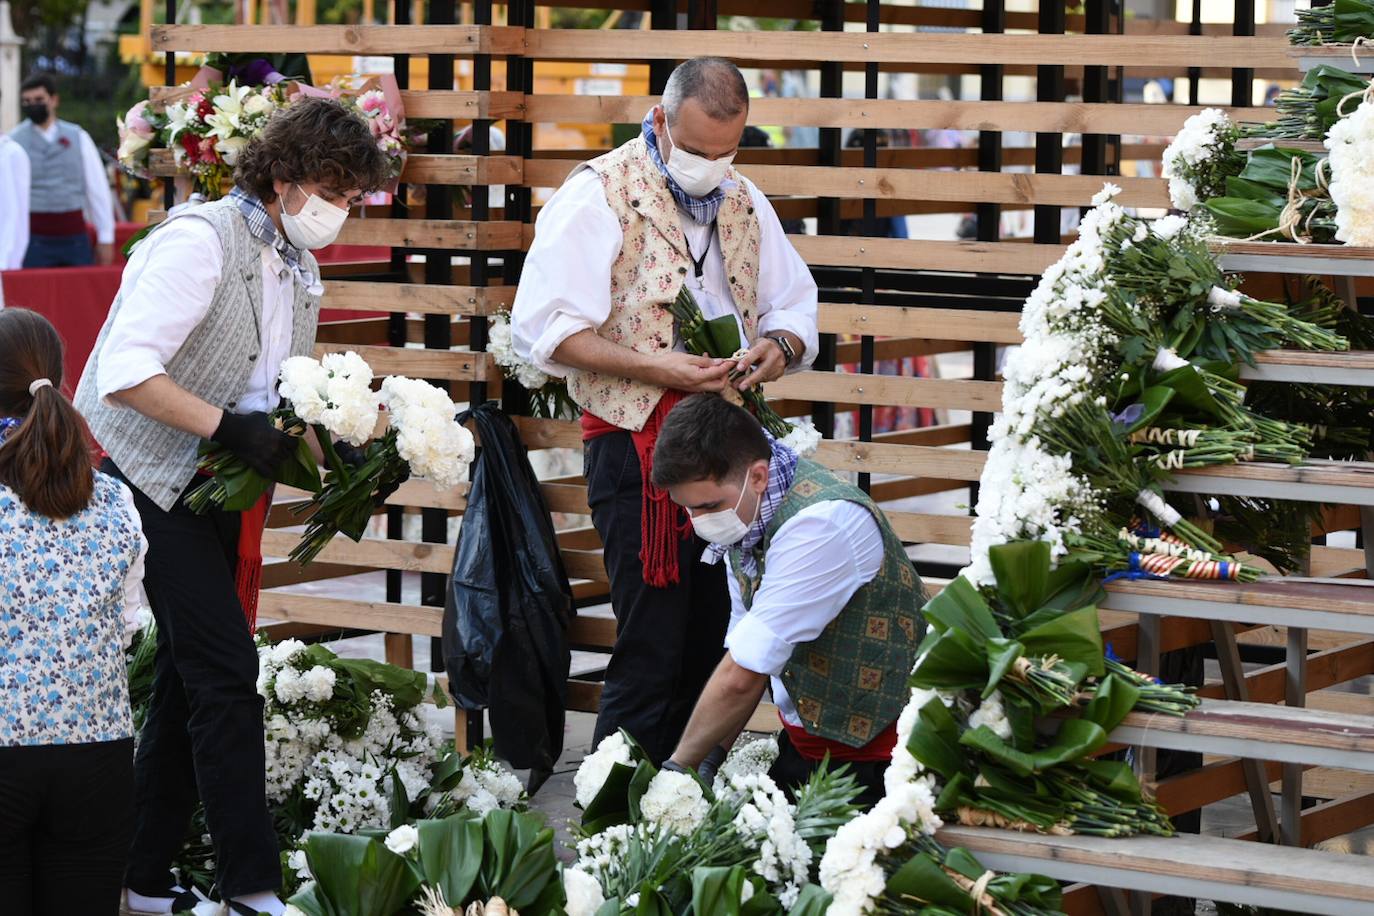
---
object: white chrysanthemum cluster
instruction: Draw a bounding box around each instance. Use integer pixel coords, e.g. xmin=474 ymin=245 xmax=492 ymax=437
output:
xmin=573 ymin=732 xmax=634 ymax=807
xmin=639 ymin=769 xmax=709 ymax=835
xmin=885 ymin=686 xmax=954 ymax=795
xmin=968 ymin=690 xmax=1013 ymax=740
xmin=713 ymin=735 xmax=780 ymax=790
xmin=562 ymin=867 xmax=607 ymax=916
xmin=438 ymin=757 xmax=527 ymax=816
xmin=719 ymin=773 xmax=812 ymax=908
xmin=965 ymin=186 xmax=1132 ymax=583
xmin=779 ymin=418 xmax=823 ymax=457
xmin=488 ymin=312 xmax=553 ymax=391
xmin=278 ymin=351 xmax=380 ymax=446
xmin=380 ymin=375 xmax=475 ymax=489
xmin=1161 ymin=107 xmax=1234 ymax=211
xmin=573 ymin=823 xmax=638 ymax=888
xmin=1325 ymin=95 xmax=1374 ymax=245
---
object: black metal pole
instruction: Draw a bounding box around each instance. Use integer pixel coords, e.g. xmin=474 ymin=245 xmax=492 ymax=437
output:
xmin=385 ymin=0 xmax=412 ymax=607
xmin=1232 ymin=0 xmax=1256 ymax=109
xmin=857 ymin=0 xmax=878 ymax=494
xmin=812 ymin=0 xmax=844 ymax=442
xmin=163 ymin=0 xmax=175 ymax=210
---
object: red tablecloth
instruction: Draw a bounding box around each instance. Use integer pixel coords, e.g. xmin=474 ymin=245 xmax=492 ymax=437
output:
xmin=2 ymin=240 xmax=393 ymax=389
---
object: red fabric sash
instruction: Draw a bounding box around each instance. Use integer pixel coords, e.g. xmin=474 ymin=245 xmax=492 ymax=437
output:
xmin=235 ymin=491 xmax=271 ymax=632
xmin=30 ymin=210 xmax=85 ymax=236
xmin=580 ymin=390 xmax=691 ymax=588
xmin=781 ymin=713 xmax=899 ymax=763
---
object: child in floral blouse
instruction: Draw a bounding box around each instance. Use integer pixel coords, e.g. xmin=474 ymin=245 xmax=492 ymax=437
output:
xmin=0 ymin=308 xmax=149 ymax=915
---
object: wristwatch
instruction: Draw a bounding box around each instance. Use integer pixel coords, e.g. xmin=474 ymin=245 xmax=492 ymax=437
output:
xmin=764 ymin=334 xmax=797 ymax=367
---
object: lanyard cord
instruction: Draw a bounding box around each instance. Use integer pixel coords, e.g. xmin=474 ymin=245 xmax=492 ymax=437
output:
xmin=688 ymin=220 xmax=716 ymax=278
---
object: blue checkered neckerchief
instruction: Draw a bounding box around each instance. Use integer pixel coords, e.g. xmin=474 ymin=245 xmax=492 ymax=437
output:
xmin=229 ymin=187 xmax=313 ymax=286
xmin=706 ymin=433 xmax=800 ymax=576
xmin=640 ymin=111 xmax=732 ymax=225
xmin=0 ymin=416 xmax=19 ymax=446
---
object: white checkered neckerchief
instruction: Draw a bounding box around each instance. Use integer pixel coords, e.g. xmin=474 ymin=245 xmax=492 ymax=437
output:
xmin=706 ymin=433 xmax=799 ymax=576
xmin=641 ymin=111 xmax=732 ymax=226
xmin=229 ymin=187 xmax=315 ymax=286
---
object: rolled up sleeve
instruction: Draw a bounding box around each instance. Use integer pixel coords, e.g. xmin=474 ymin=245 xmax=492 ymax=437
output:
xmin=511 ymin=169 xmax=623 ymax=377
xmin=95 ymin=217 xmax=223 ymax=404
xmin=746 ymin=179 xmax=819 ymax=370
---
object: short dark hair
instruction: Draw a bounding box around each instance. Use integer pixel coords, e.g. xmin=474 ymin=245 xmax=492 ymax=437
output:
xmin=662 ymin=57 xmax=749 ymax=124
xmin=21 ymin=73 xmax=57 ymax=96
xmin=234 ymin=97 xmax=391 ymax=203
xmin=651 ymin=394 xmax=771 ymax=488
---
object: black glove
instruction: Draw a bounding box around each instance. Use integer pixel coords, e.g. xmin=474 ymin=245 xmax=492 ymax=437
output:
xmin=334 ymin=440 xmax=410 ymax=506
xmin=698 ymin=744 xmax=728 ymax=784
xmin=660 ymin=759 xmax=690 ymax=775
xmin=212 ymin=410 xmax=296 ymax=478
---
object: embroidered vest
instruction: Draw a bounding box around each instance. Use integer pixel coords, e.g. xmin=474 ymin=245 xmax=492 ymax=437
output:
xmin=74 ymin=197 xmax=321 ymax=512
xmin=569 ymin=136 xmax=761 ymax=431
xmin=729 ymin=460 xmax=926 ymax=747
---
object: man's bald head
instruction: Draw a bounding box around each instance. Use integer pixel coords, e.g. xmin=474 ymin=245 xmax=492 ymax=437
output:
xmin=662 ymin=57 xmax=749 ymax=126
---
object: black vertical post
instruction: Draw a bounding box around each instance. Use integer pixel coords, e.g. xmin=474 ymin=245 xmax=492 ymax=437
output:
xmin=1034 ymin=0 xmax=1065 ymax=246
xmin=501 ymin=0 xmax=536 ymax=412
xmin=1188 ymin=0 xmax=1203 ymax=106
xmin=857 ymin=0 xmax=878 ymax=493
xmin=1232 ymin=0 xmax=1256 ymax=108
xmin=386 ymin=0 xmax=412 ymax=607
xmin=649 ymin=0 xmax=677 ymax=92
xmin=812 ymin=0 xmax=843 ymax=442
xmin=687 ymin=0 xmax=716 ymax=30
xmin=1081 ymin=0 xmax=1111 ymax=180
xmin=163 ymin=0 xmax=175 ymax=210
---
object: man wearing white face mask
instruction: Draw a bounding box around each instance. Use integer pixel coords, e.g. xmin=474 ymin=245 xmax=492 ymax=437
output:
xmin=650 ymin=395 xmax=925 ymax=808
xmin=511 ymin=57 xmax=818 ymax=764
xmin=73 ymin=99 xmax=390 ymax=916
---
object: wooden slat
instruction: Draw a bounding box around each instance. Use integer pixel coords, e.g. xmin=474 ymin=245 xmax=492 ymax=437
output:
xmin=311 ymin=343 xmax=490 ymax=382
xmin=1235 ymin=791 xmax=1374 ymax=846
xmin=322 ymin=281 xmax=511 ymax=316
xmin=769 ymin=371 xmax=1003 ymax=411
xmin=887 ymin=511 xmax=973 ymax=545
xmin=788 ymin=235 xmax=1064 ymax=274
xmin=813 ymin=440 xmax=984 ymax=479
xmin=334 ymin=218 xmax=523 ymax=250
xmin=258 ymin=593 xmax=443 ymax=637
xmin=524 ymin=30 xmax=1293 ymax=68
xmin=1168 ymin=460 xmax=1374 ymax=508
xmin=395 ymin=154 xmax=523 ymax=186
xmin=818 ymin=304 xmax=1022 ymax=343
xmin=513 ymin=416 xmax=585 ymax=450
xmin=523 ymin=94 xmax=1270 ymax=136
xmin=261 ymin=530 xmax=454 ymax=573
xmin=1104 ymin=578 xmax=1374 ymax=637
xmin=398 ymin=89 xmax=526 ymax=120
xmin=151 ymin=23 xmax=526 ymax=54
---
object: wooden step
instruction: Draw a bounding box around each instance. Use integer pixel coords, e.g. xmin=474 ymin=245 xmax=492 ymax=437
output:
xmin=1239 ymin=349 xmax=1374 ymax=386
xmin=1167 ymin=459 xmax=1374 ymax=506
xmin=1104 ymin=699 xmax=1374 ymax=772
xmin=1289 ymin=43 xmax=1374 ymax=75
xmin=1102 ymin=577 xmax=1374 ymax=636
xmin=935 ymin=826 xmax=1374 ymax=915
xmin=1208 ymin=239 xmax=1374 ymax=277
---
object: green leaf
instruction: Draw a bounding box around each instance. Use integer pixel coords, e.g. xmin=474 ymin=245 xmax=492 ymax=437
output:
xmin=920 ymin=574 xmax=1000 ymax=642
xmin=284 ymin=881 xmax=332 ymax=916
xmin=302 ymin=832 xmax=421 ymax=916
xmin=1017 ymin=604 xmax=1105 ymax=675
xmin=785 ymin=884 xmax=833 ymax=916
xmin=1080 ymin=673 xmax=1143 ymax=733
xmin=703 ymin=314 xmax=744 ymax=358
xmin=909 ymin=628 xmax=989 ymax=691
xmin=983 ymin=638 xmax=1026 ymax=698
xmin=626 ymin=759 xmax=659 ymax=823
xmin=482 ymin=810 xmax=560 ymax=910
xmin=634 ymin=886 xmax=675 ymax=916
xmin=278 ymin=436 xmax=324 ymax=493
xmin=690 ymin=865 xmax=746 ymax=916
xmin=988 ymin=540 xmax=1050 ymax=618
xmin=904 ymin=693 xmax=968 ymax=779
xmin=389 ymin=771 xmax=410 ymax=829
xmin=580 ymin=760 xmax=637 ymax=833
xmin=884 ymin=850 xmax=970 ymax=908
xmin=429 ymin=751 xmax=467 ymax=794
xmin=417 ymin=815 xmax=483 ymax=903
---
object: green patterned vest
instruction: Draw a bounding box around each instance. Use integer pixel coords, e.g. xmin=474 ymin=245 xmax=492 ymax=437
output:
xmin=728 ymin=459 xmax=925 ymax=747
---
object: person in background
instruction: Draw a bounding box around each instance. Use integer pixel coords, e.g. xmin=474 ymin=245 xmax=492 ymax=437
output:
xmin=73 ymin=98 xmax=389 ymax=916
xmin=0 ymin=308 xmax=148 ymax=915
xmin=511 ymin=56 xmax=818 ymax=765
xmin=738 ymin=125 xmax=806 ymax=236
xmin=0 ymin=128 xmax=30 ymax=271
xmin=651 ymin=395 xmax=925 ymax=807
xmin=9 ymin=73 xmax=115 ymax=267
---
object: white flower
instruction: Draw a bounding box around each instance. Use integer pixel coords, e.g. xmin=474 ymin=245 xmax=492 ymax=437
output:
xmin=562 ymin=867 xmax=606 ymax=916
xmin=779 ymin=418 xmax=822 ymax=457
xmin=488 ymin=312 xmax=553 ymax=390
xmin=714 ymin=735 xmax=779 ymax=789
xmin=244 ymin=92 xmax=275 ymax=117
xmin=1091 ymin=182 xmax=1121 ymax=206
xmin=384 ymin=823 xmax=419 ymax=855
xmin=638 ymin=769 xmax=708 ymax=835
xmin=380 ymin=375 xmax=474 ymax=488
xmin=573 ymin=732 xmax=634 ymax=807
xmin=287 ymin=848 xmax=313 ymax=882
xmin=284 ymin=906 xmax=309 ymax=916
xmin=968 ymin=690 xmax=1013 ymax=740
xmin=278 ymin=353 xmax=379 ymax=446
xmin=1151 ymin=214 xmax=1188 ymax=240
xmin=301 ymin=665 xmax=337 ymax=703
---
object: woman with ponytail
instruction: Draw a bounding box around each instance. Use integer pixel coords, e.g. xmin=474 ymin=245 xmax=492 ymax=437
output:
xmin=0 ymin=308 xmax=148 ymax=915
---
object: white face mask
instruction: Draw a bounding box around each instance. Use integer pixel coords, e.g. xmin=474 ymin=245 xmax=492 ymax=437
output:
xmin=690 ymin=474 xmax=759 ymax=546
xmin=280 ymin=184 xmax=349 ymax=250
xmin=664 ymin=119 xmax=735 ymax=198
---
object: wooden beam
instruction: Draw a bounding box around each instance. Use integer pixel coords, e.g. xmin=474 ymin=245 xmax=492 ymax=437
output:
xmin=322 ymin=281 xmax=511 ymax=316
xmin=151 ymin=23 xmax=526 ymax=54
xmin=398 ymin=90 xmax=526 ymax=120
xmin=769 ymin=371 xmax=1003 ymax=411
xmin=787 ymin=235 xmax=1064 ymax=274
xmin=817 ymin=304 xmax=1022 ymax=343
xmin=311 ymin=343 xmax=491 ymax=382
xmin=333 ymin=218 xmax=524 ymax=251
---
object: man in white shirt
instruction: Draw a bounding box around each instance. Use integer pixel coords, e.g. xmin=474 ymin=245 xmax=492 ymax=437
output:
xmin=73 ymin=99 xmax=390 ymax=916
xmin=651 ymin=395 xmax=925 ymax=807
xmin=9 ymin=72 xmax=115 ymax=267
xmin=0 ymin=133 xmax=30 ymax=272
xmin=511 ymin=58 xmax=818 ymax=764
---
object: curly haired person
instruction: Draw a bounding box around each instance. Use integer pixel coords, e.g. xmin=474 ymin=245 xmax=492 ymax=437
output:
xmin=73 ymin=98 xmax=390 ymax=916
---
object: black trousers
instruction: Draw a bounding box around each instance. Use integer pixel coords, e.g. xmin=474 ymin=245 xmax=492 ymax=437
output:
xmin=586 ymin=431 xmax=732 ymax=764
xmin=769 ymin=730 xmax=888 ymax=811
xmin=104 ymin=462 xmax=280 ymax=897
xmin=0 ymin=738 xmax=135 ymax=915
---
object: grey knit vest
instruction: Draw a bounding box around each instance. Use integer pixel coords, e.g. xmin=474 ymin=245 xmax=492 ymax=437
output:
xmin=8 ymin=120 xmax=86 ymax=214
xmin=74 ymin=196 xmax=321 ymax=512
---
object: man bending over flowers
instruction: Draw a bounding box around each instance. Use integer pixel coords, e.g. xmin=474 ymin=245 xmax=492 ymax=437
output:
xmin=74 ymin=98 xmax=389 ymax=916
xmin=510 ymin=56 xmax=817 ymax=765
xmin=652 ymin=394 xmax=925 ymax=807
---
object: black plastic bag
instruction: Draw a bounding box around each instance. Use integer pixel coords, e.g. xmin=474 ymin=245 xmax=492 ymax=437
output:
xmin=443 ymin=402 xmax=572 ymax=791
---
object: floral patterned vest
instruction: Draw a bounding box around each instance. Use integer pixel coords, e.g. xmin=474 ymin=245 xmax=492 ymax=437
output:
xmin=729 ymin=460 xmax=927 ymax=747
xmin=569 ymin=136 xmax=761 ymax=431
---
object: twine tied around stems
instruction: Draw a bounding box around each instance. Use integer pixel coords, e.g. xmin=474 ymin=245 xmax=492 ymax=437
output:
xmin=969 ymin=871 xmax=997 ymax=914
xmin=1352 ymin=36 xmax=1374 ymax=68
xmin=1240 ymin=155 xmax=1326 ymax=243
xmin=1336 ymin=77 xmax=1374 ymax=118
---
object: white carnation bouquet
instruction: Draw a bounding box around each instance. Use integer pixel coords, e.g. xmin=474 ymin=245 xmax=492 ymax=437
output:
xmin=287 ymin=371 xmax=475 ymax=565
xmin=1160 ymin=107 xmax=1241 ymax=211
xmin=486 ymin=311 xmax=579 ymax=419
xmin=185 ymin=350 xmax=380 ymax=515
xmin=1324 ymin=89 xmax=1374 ymax=245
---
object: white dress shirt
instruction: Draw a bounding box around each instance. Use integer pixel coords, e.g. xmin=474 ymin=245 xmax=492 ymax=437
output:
xmin=0 ymin=136 xmax=30 ymax=270
xmin=721 ymin=500 xmax=886 ymax=727
xmin=96 ymin=213 xmax=300 ymax=413
xmin=511 ymin=167 xmax=819 ymax=376
xmin=36 ymin=121 xmax=114 ymax=245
